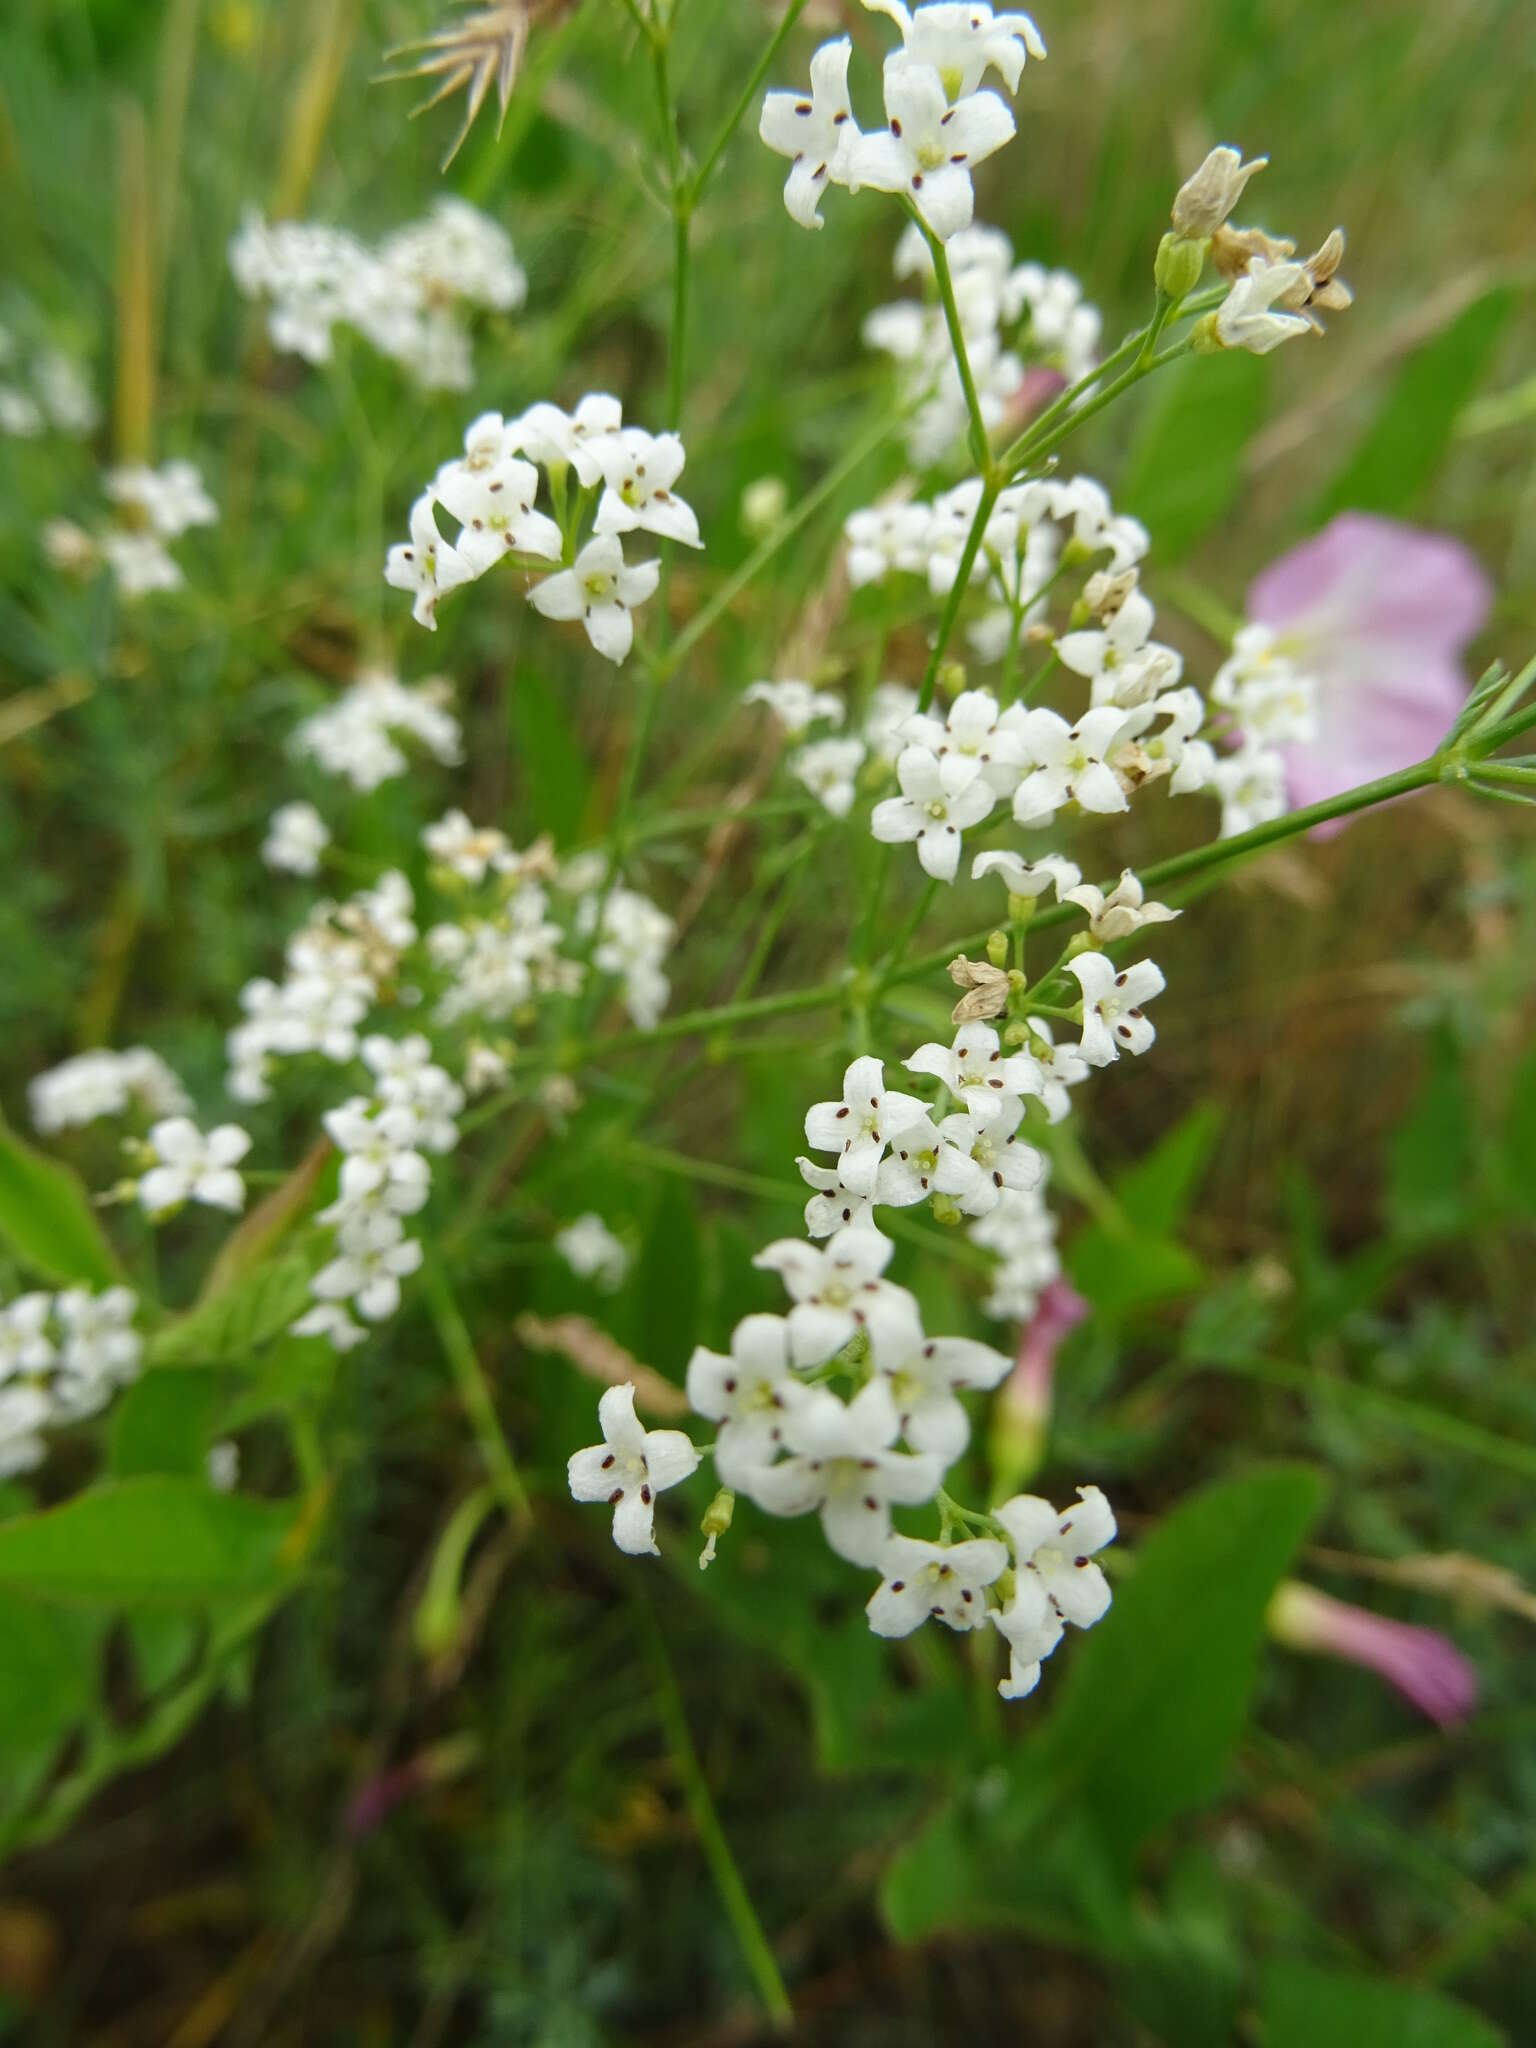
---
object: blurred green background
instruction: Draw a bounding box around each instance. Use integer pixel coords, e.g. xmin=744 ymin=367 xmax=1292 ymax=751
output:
xmin=1 ymin=0 xmax=1534 ymax=2041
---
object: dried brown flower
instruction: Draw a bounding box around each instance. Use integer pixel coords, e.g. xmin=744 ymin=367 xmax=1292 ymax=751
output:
xmin=380 ymin=1 xmax=570 ymax=169
xmin=948 ymin=955 xmax=1012 ymax=1024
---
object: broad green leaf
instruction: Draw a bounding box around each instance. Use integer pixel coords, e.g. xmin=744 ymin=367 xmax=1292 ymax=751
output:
xmin=507 ymin=666 xmax=591 ymax=845
xmin=109 ymin=1369 xmax=224 ymax=1477
xmin=1387 ymin=1029 xmax=1473 ymax=1240
xmin=1313 ymin=288 xmax=1514 ymax=521
xmin=1114 ymin=1103 xmax=1223 ymax=1233
xmin=150 ymin=1252 xmax=314 ymax=1366
xmin=1068 ymin=1226 xmax=1203 ymax=1319
xmin=0 ymin=1591 xmax=99 ymax=1755
xmin=1037 ymin=1464 xmax=1326 ymax=1860
xmin=126 ymin=1611 xmax=200 ymax=1696
xmin=1261 ymin=1959 xmax=1505 ymax=2048
xmin=0 ymin=1478 xmax=299 ymax=1609
xmin=1120 ymin=351 xmax=1269 ymax=560
xmin=0 ymin=1115 xmax=120 ymax=1289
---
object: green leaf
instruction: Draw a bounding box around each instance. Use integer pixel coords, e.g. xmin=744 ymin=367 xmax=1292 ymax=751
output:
xmin=1120 ymin=351 xmax=1269 ymax=560
xmin=1313 ymin=288 xmax=1514 ymax=521
xmin=507 ymin=667 xmax=591 ymax=845
xmin=0 ymin=1115 xmax=120 ymax=1289
xmin=149 ymin=1252 xmax=314 ymax=1366
xmin=0 ymin=1591 xmax=99 ymax=1756
xmin=109 ymin=1369 xmax=224 ymax=1477
xmin=0 ymin=1478 xmax=299 ymax=1609
xmin=1497 ymin=1044 xmax=1536 ymax=1216
xmin=1037 ymin=1462 xmax=1327 ymax=1861
xmin=1261 ymin=1960 xmax=1505 ymax=2048
xmin=1068 ymin=1227 xmax=1203 ymax=1319
xmin=1386 ymin=1029 xmax=1474 ymax=1240
xmin=631 ymin=1180 xmax=702 ymax=1374
xmin=1116 ymin=1102 xmax=1223 ymax=1231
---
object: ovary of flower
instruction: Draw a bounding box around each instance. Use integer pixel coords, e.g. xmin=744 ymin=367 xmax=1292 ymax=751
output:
xmin=792 ymin=737 xmax=867 ymax=818
xmin=432 ymin=453 xmax=562 ymax=574
xmin=510 ymin=394 xmax=624 ymax=486
xmin=971 ymin=848 xmax=1083 ymax=902
xmin=759 ymin=37 xmax=860 ymax=231
xmin=1214 ymin=258 xmax=1314 ymax=355
xmin=935 ymin=1097 xmax=1045 ymax=1212
xmin=804 ymin=1057 xmax=930 ymax=1198
xmin=753 ymin=1224 xmax=921 ymax=1368
xmin=385 ymin=493 xmax=475 ymax=630
xmin=870 ymin=745 xmax=996 ymax=882
xmin=291 ymin=1302 xmax=369 ymax=1352
xmin=422 ymin=808 xmax=513 ymax=883
xmin=262 ymin=801 xmax=330 ymax=876
xmin=686 ymin=1313 xmax=808 ymax=1491
xmin=739 ymin=1379 xmax=943 ymax=1566
xmin=103 ymin=532 xmax=184 ymax=598
xmin=312 ymin=1210 xmax=424 ymax=1322
xmin=1211 ymin=741 xmax=1288 ymax=836
xmin=527 ymin=535 xmax=659 ymax=666
xmin=555 ymin=1212 xmax=630 ymax=1291
xmin=996 ymin=1483 xmax=1116 ymax=1629
xmin=0 ymin=1294 xmax=54 ymax=1380
xmin=905 ymin=1021 xmax=1042 ymax=1128
xmin=867 ymin=1533 xmax=1009 ymax=1637
xmin=868 ymin=1 xmax=1046 ymax=99
xmin=1064 ymin=867 xmax=1181 ymax=942
xmin=1068 ymin=951 xmax=1165 ymax=1065
xmin=878 ymin=1330 xmax=1012 ymax=1460
xmin=901 ymin=688 xmax=1027 ymax=799
xmin=1011 ymin=707 xmax=1130 ymax=824
xmin=139 ymin=1118 xmax=251 ymax=1217
xmin=744 ymin=678 xmax=846 ymax=735
xmin=593 ymin=428 xmax=703 ymax=550
xmin=1026 ymin=1016 xmax=1091 ymax=1122
xmin=104 ymin=459 xmax=217 ymax=539
xmin=847 ymin=62 xmax=1015 ymax=242
xmin=874 ymin=1110 xmax=990 ymax=1212
xmin=566 ymin=1381 xmax=700 ymax=1557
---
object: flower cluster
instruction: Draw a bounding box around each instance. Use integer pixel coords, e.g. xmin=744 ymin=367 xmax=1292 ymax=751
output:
xmin=0 ymin=319 xmax=98 ymax=440
xmin=0 ymin=1287 xmax=142 ymax=1476
xmin=29 ymin=1046 xmax=191 ymax=1135
xmin=43 ymin=458 xmax=218 ymax=600
xmin=759 ymin=2 xmax=1043 ymax=243
xmin=229 ymin=198 xmax=524 ymax=390
xmin=865 ymin=223 xmax=1101 ymax=464
xmin=387 ymin=397 xmax=701 ymax=658
xmin=292 ymin=667 xmax=463 ymax=792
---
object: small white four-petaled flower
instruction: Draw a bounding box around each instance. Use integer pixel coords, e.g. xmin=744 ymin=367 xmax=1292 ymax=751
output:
xmin=567 ymin=1382 xmax=700 ymax=1556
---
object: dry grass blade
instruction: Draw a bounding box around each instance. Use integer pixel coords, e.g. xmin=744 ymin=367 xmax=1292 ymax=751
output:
xmin=379 ymin=2 xmax=531 ymax=169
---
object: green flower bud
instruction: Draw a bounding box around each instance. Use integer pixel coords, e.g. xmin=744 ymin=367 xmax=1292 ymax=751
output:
xmin=931 ymin=1193 xmax=964 ymax=1227
xmin=1154 ymin=231 xmax=1208 ymax=303
xmin=986 ymin=929 xmax=1009 ymax=969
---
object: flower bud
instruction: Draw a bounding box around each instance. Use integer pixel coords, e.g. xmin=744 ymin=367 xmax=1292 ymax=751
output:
xmin=937 ymin=659 xmax=967 ymax=700
xmin=1154 ymin=231 xmax=1207 ymax=303
xmin=930 ymin=1193 xmax=964 ymax=1226
xmin=1268 ymin=1581 xmax=1477 ymax=1726
xmin=986 ymin=929 xmax=1009 ymax=969
xmin=1171 ymin=146 xmax=1267 ymax=238
xmin=740 ymin=475 xmax=788 ymax=539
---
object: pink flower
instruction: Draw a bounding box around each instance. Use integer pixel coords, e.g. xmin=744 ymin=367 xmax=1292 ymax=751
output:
xmin=1268 ymin=1581 xmax=1478 ymax=1726
xmin=1247 ymin=512 xmax=1491 ymax=823
xmin=989 ymin=1278 xmax=1088 ymax=1492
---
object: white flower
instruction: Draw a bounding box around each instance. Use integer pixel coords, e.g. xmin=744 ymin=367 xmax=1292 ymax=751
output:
xmin=566 ymin=1382 xmax=699 ymax=1556
xmin=866 ymin=1533 xmax=1009 ymax=1637
xmin=53 ymin=1287 xmax=141 ymax=1414
xmin=971 ymin=848 xmax=1083 ymax=901
xmin=879 ymin=1328 xmax=1012 ymax=1459
xmin=593 ymin=428 xmax=703 ymax=550
xmin=422 ymin=808 xmax=513 ymax=883
xmin=744 ymin=679 xmax=846 ymax=734
xmin=311 ymin=1211 xmax=424 ymax=1321
xmin=844 ymin=502 xmax=931 ymax=587
xmin=262 ymin=801 xmax=330 ymax=876
xmin=904 ymin=1021 xmax=1042 ymax=1127
xmin=322 ymin=1098 xmax=431 ymax=1211
xmin=847 ymin=62 xmax=1016 ymax=242
xmin=527 ymin=534 xmax=659 ymax=665
xmin=1011 ymin=706 xmax=1130 ymax=823
xmin=934 ymin=1096 xmax=1045 ymax=1212
xmin=291 ymin=1302 xmax=369 ymax=1352
xmin=1067 ymin=951 xmax=1165 ymax=1065
xmin=0 ymin=1294 xmax=54 ymax=1382
xmin=863 ymin=681 xmax=920 ymax=765
xmin=740 ymin=1379 xmax=943 ymax=1565
xmin=139 ymin=1118 xmax=251 ymax=1217
xmin=992 ymin=1576 xmax=1063 ymax=1698
xmin=510 ymin=394 xmax=623 ymax=484
xmin=104 ymin=459 xmax=217 ymax=538
xmin=1023 ymin=1016 xmax=1090 ymax=1122
xmin=791 ymin=737 xmax=867 ymax=818
xmin=868 ymin=2 xmax=1046 ymax=99
xmin=804 ymin=1055 xmax=930 ymax=1198
xmin=0 ymin=386 xmax=43 ymax=437
xmin=1055 ymin=589 xmax=1184 ymax=710
xmin=102 ymin=532 xmax=184 ymax=598
xmin=686 ymin=1313 xmax=806 ymax=1491
xmin=1214 ymin=258 xmax=1314 ymax=355
xmin=1064 ymin=868 xmax=1180 ymax=941
xmin=385 ymin=493 xmax=475 ymax=630
xmin=29 ymin=1047 xmax=189 ymax=1132
xmin=0 ymin=1385 xmax=51 ymax=1477
xmin=432 ymin=450 xmax=562 ymax=573
xmin=293 ymin=669 xmax=462 ymax=791
xmin=753 ymin=1224 xmax=922 ymax=1367
xmin=995 ymin=1484 xmax=1116 ymax=1628
xmin=555 ymin=1213 xmax=630 ymax=1291
xmin=381 ymin=197 xmax=526 ymax=312
xmin=870 ymin=745 xmax=995 ymax=881
xmin=795 ymin=1157 xmax=877 ymax=1239
xmin=1211 ymin=741 xmax=1288 ymax=837
xmin=758 ymin=38 xmax=860 ymax=231
xmin=874 ymin=1109 xmax=990 ymax=1212
xmin=1211 ymin=631 xmax=1318 ymax=747
xmin=900 ymin=688 xmax=1026 ymax=798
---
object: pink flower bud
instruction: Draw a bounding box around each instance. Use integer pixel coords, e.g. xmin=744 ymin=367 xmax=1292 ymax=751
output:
xmin=1268 ymin=1581 xmax=1477 ymax=1726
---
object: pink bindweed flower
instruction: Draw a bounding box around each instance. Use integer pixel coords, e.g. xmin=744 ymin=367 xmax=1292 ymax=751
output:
xmin=989 ymin=1277 xmax=1089 ymax=1492
xmin=1247 ymin=512 xmax=1492 ymax=825
xmin=1268 ymin=1580 xmax=1478 ymax=1726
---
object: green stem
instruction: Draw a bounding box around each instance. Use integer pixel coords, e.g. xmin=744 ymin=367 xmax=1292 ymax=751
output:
xmin=915 ymin=474 xmax=1001 ymax=712
xmin=689 ymin=0 xmax=810 ymax=202
xmin=644 ymin=1612 xmax=795 ymax=2030
xmin=920 ymin=213 xmax=991 ymax=473
xmin=425 ymin=1263 xmax=532 ymax=1525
